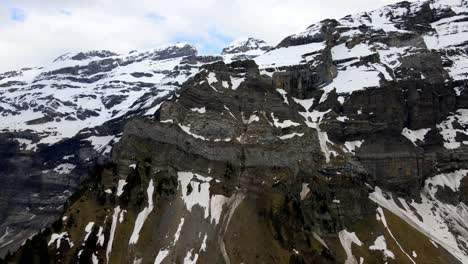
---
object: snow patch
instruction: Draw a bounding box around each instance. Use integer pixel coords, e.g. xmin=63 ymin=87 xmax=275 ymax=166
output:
xmin=338 ymin=230 xmax=363 ymax=264
xmin=344 ymin=140 xmax=364 ymax=153
xmin=369 ymin=235 xmax=395 ymax=260
xmin=402 ymin=128 xmax=430 ymax=146
xmin=129 ymin=179 xmax=155 ymax=244
xmin=116 ymin=179 xmax=127 ymax=197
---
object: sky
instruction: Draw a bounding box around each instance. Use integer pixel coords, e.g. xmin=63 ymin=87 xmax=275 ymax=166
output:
xmin=0 ymin=0 xmax=415 ymax=72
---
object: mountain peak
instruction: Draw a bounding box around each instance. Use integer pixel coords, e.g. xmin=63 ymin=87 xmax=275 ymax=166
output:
xmin=222 ymin=37 xmax=272 ymax=55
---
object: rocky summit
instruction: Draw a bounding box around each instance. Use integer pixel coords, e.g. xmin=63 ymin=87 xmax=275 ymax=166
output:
xmin=1 ymin=0 xmax=468 ymax=263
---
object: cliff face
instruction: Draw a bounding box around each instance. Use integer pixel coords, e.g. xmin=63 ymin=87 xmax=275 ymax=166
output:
xmin=2 ymin=0 xmax=468 ymax=263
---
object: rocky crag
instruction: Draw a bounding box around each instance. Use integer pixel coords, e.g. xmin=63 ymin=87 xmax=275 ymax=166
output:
xmin=1 ymin=0 xmax=468 ymax=263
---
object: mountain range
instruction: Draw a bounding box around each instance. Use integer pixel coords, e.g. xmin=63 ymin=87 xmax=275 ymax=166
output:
xmin=0 ymin=0 xmax=468 ymax=263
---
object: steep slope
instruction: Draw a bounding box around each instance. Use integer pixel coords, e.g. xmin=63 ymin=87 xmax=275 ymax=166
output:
xmin=0 ymin=43 xmax=206 ymax=256
xmin=0 ymin=40 xmax=271 ymax=257
xmin=2 ymin=0 xmax=468 ymax=263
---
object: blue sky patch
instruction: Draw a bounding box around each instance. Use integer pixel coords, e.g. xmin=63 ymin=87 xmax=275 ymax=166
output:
xmin=173 ymin=31 xmax=233 ymax=55
xmin=10 ymin=7 xmax=25 ymax=21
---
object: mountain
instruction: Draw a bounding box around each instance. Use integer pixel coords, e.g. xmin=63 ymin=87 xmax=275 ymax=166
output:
xmin=222 ymin=37 xmax=272 ymax=62
xmin=1 ymin=0 xmax=468 ymax=263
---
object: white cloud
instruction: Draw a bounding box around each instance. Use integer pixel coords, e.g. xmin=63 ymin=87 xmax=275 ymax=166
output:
xmin=0 ymin=0 xmax=415 ymax=72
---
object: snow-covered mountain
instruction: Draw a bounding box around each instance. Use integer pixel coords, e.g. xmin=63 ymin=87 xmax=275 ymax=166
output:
xmin=222 ymin=37 xmax=272 ymax=62
xmin=1 ymin=0 xmax=468 ymax=263
xmin=0 ymin=39 xmax=270 ymax=257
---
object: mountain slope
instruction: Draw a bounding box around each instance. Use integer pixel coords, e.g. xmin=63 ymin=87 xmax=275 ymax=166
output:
xmin=1 ymin=0 xmax=468 ymax=263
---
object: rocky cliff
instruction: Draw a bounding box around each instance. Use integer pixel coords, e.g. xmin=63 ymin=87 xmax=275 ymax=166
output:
xmin=1 ymin=0 xmax=468 ymax=263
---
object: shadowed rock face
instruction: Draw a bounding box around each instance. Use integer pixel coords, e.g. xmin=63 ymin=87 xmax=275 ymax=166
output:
xmin=3 ymin=0 xmax=468 ymax=263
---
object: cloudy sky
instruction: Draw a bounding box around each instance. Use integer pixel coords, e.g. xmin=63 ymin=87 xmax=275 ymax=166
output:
xmin=0 ymin=0 xmax=412 ymax=72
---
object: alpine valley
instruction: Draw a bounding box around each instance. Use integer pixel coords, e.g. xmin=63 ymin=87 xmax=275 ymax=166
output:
xmin=1 ymin=0 xmax=468 ymax=263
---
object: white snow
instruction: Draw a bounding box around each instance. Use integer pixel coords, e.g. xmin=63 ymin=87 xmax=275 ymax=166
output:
xmin=190 ymin=107 xmax=206 ymax=114
xmin=200 ymin=234 xmax=208 ymax=251
xmin=177 ymin=171 xmax=239 ymax=225
xmin=53 ymin=163 xmax=76 ymax=175
xmin=14 ymin=138 xmax=37 ymax=151
xmin=344 ymin=140 xmax=364 ymax=153
xmin=293 ymin=98 xmax=335 ymax=162
xmin=279 ymin=132 xmax=304 ymax=140
xmin=86 ymin=135 xmax=115 ymax=153
xmin=369 ymin=235 xmax=395 ymax=260
xmin=96 ymin=226 xmax=105 ymax=246
xmin=0 ymin=44 xmax=200 ymax=146
xmin=445 ymin=52 xmax=468 ymax=81
xmin=255 ymin=42 xmax=325 ymax=68
xmin=183 ymin=249 xmax=199 ymax=264
xmin=271 ymin=113 xmax=300 ymax=128
xmin=48 ymin=232 xmax=73 ymax=249
xmin=336 ymin=116 xmax=349 ymax=122
xmin=426 ymin=169 xmax=468 ymax=193
xmin=178 ymin=124 xmax=208 ymax=141
xmin=83 ymin=222 xmax=95 ymax=243
xmin=276 ymin=88 xmax=289 ymax=105
xmin=154 ymin=249 xmax=170 ymax=264
xmin=178 ymin=172 xmax=212 ymax=218
xmin=321 ymin=64 xmax=382 ymax=98
xmin=106 ymin=206 xmax=121 ymax=262
xmin=230 ymin=76 xmax=245 ymax=90
xmin=370 ymin=184 xmax=468 ymax=263
xmin=402 ymin=128 xmax=430 ymax=146
xmin=338 ymin=230 xmax=363 ymax=264
xmin=375 ymin=207 xmax=416 ymax=263
xmin=116 ymin=179 xmax=127 ymax=197
xmin=332 ymin=43 xmax=374 ymax=61
xmin=129 ymin=179 xmax=154 ymax=245
xmin=173 ymin=218 xmax=185 ymax=244
xmin=207 ymin=72 xmax=218 ymax=86
xmin=437 ymin=109 xmax=468 ymax=149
